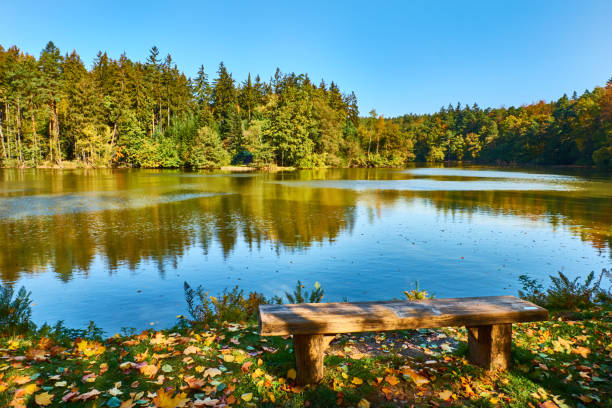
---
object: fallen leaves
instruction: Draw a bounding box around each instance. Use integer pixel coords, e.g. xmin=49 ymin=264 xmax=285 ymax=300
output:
xmin=152 ymin=388 xmax=189 ymax=408
xmin=34 ymin=392 xmax=53 ymax=406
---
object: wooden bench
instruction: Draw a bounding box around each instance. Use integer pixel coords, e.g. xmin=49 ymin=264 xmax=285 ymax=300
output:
xmin=259 ymin=296 xmax=548 ymax=384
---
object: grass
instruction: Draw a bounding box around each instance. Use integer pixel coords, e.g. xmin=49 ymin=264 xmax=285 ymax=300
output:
xmin=0 ymin=306 xmax=609 ymax=407
xmin=0 ymin=276 xmax=610 ymax=407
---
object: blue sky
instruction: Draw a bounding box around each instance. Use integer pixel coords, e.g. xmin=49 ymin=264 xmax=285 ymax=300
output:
xmin=2 ymin=0 xmax=612 ymax=117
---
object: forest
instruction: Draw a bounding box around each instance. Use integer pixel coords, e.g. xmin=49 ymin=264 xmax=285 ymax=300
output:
xmin=0 ymin=41 xmax=611 ymax=169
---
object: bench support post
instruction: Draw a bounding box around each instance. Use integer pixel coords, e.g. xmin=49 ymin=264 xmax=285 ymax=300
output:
xmin=293 ymin=334 xmax=333 ymax=385
xmin=467 ymin=323 xmax=512 ymax=370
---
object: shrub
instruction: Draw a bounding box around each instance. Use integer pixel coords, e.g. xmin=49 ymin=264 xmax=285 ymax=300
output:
xmin=519 ymin=269 xmax=611 ymax=310
xmin=183 ymin=280 xmax=325 ymax=325
xmin=404 ymin=281 xmax=433 ymax=300
xmin=284 ymin=281 xmax=324 ymax=304
xmin=184 ymin=282 xmax=265 ymax=325
xmin=0 ymin=284 xmax=35 ymax=336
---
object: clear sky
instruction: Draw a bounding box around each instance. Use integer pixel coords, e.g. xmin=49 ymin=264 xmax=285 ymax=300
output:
xmin=2 ymin=0 xmax=612 ymax=117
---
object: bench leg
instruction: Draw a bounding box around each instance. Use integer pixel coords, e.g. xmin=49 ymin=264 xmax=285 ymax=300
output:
xmin=293 ymin=334 xmax=332 ymax=385
xmin=467 ymin=323 xmax=512 ymax=370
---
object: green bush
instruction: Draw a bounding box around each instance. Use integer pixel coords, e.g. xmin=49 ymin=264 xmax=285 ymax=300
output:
xmin=0 ymin=284 xmax=35 ymax=336
xmin=403 ymin=281 xmax=433 ymax=300
xmin=593 ymin=145 xmax=612 ymax=169
xmin=183 ymin=280 xmax=325 ymax=325
xmin=183 ymin=126 xmax=230 ymax=169
xmin=519 ymin=269 xmax=611 ymax=310
xmin=184 ymin=282 xmax=265 ymax=325
xmin=284 ymin=280 xmax=324 ymax=304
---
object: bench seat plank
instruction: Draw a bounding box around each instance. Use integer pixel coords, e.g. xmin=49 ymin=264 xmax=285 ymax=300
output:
xmin=259 ymin=296 xmax=547 ymax=336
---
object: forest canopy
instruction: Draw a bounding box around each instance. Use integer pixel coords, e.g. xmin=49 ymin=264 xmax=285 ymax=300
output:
xmin=0 ymin=41 xmax=611 ymax=169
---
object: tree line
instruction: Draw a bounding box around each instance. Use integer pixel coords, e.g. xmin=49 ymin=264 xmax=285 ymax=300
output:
xmin=0 ymin=41 xmax=611 ymax=169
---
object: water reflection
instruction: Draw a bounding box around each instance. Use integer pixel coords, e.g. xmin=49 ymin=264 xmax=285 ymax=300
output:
xmin=0 ymin=167 xmax=610 ymax=285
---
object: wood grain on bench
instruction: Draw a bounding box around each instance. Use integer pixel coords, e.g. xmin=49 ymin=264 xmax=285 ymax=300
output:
xmin=259 ymin=296 xmax=548 ymax=336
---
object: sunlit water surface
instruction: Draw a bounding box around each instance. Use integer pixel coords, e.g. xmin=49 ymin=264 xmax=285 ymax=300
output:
xmin=0 ymin=166 xmax=610 ymax=333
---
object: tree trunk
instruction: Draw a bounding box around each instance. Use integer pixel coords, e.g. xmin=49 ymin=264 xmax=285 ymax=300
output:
xmin=53 ymin=102 xmax=61 ymax=165
xmin=108 ymin=121 xmax=117 ymax=165
xmin=16 ymin=97 xmax=23 ymax=164
xmin=0 ymin=109 xmax=6 ymax=159
xmin=30 ymin=101 xmax=39 ymax=164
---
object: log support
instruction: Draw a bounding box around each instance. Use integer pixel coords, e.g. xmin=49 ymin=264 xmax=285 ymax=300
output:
xmin=293 ymin=334 xmax=334 ymax=385
xmin=467 ymin=323 xmax=512 ymax=370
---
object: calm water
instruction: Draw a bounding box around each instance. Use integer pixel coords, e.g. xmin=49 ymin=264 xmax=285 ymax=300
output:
xmin=1 ymin=166 xmax=610 ymax=333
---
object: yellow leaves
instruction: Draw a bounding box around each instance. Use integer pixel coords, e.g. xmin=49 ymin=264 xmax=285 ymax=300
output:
xmin=11 ymin=375 xmax=32 ymax=385
xmin=287 ymin=368 xmax=296 ymax=380
xmin=438 ymin=389 xmax=453 ymax=400
xmin=241 ymin=361 xmax=253 ymax=373
xmin=351 ymin=376 xmax=363 ymax=385
xmin=15 ymin=383 xmax=38 ymax=397
xmin=26 ymin=349 xmax=47 ymax=361
xmin=184 ymin=375 xmax=205 ymax=389
xmin=183 ymin=345 xmax=200 ymax=355
xmin=34 ymin=392 xmax=54 ymax=406
xmin=357 ymin=398 xmax=370 ymax=408
xmin=551 ymin=337 xmax=573 ymax=353
xmin=222 ymin=354 xmax=235 ymax=363
xmin=241 ymin=392 xmax=253 ymax=402
xmin=572 ymin=346 xmax=591 ymax=358
xmin=76 ymin=339 xmax=106 ymax=357
xmin=384 ymin=375 xmax=399 ymax=386
xmin=140 ymin=364 xmax=159 ymax=378
xmin=202 ymin=367 xmax=222 ymax=378
xmin=401 ymin=366 xmax=429 ymax=386
xmin=152 ymin=388 xmax=188 ymax=408
xmin=252 ymin=368 xmax=264 ymax=379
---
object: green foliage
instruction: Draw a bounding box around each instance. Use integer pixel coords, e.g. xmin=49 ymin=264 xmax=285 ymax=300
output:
xmin=403 ymin=281 xmax=433 ymax=300
xmin=593 ymin=146 xmax=612 ymax=168
xmin=1 ymin=42 xmax=610 ymax=169
xmin=0 ymin=283 xmax=35 ymax=336
xmin=182 ymin=126 xmax=230 ymax=169
xmin=183 ymin=282 xmax=265 ymax=325
xmin=518 ymin=269 xmax=611 ymax=310
xmin=284 ymin=281 xmax=324 ymax=304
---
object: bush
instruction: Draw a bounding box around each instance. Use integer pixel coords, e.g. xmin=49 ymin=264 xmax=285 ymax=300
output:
xmin=183 ymin=280 xmax=325 ymax=325
xmin=592 ymin=145 xmax=612 ymax=169
xmin=284 ymin=281 xmax=324 ymax=304
xmin=183 ymin=126 xmax=230 ymax=169
xmin=184 ymin=282 xmax=265 ymax=325
xmin=0 ymin=284 xmax=35 ymax=336
xmin=519 ymin=269 xmax=611 ymax=310
xmin=404 ymin=281 xmax=433 ymax=300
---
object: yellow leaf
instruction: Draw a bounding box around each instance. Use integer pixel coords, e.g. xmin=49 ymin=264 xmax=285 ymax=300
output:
xmin=241 ymin=393 xmax=253 ymax=402
xmin=438 ymin=389 xmax=452 ymax=400
xmin=572 ymin=346 xmax=591 ymax=358
xmin=140 ymin=364 xmax=159 ymax=378
xmin=357 ymin=398 xmax=370 ymax=408
xmin=402 ymin=367 xmax=429 ymax=386
xmin=352 ymin=377 xmax=363 ymax=385
xmin=35 ymin=392 xmax=54 ymax=406
xmin=287 ymin=368 xmax=296 ymax=380
xmin=252 ymin=368 xmax=264 ymax=378
xmin=385 ymin=375 xmax=399 ymax=386
xmin=152 ymin=387 xmax=188 ymax=408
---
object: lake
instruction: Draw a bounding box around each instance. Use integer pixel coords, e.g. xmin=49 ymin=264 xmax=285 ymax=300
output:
xmin=1 ymin=166 xmax=610 ymax=333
